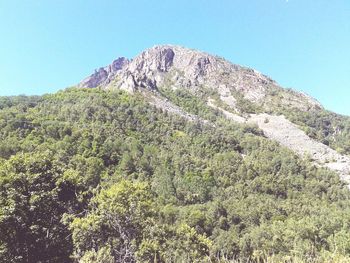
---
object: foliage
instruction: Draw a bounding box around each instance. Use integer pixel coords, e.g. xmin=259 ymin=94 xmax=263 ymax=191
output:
xmin=1 ymin=88 xmax=350 ymax=262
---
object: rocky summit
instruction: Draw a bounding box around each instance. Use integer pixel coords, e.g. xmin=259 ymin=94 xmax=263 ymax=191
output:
xmin=79 ymin=45 xmax=321 ymax=109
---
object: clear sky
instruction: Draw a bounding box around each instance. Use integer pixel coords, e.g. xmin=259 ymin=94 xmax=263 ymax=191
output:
xmin=0 ymin=0 xmax=349 ymax=115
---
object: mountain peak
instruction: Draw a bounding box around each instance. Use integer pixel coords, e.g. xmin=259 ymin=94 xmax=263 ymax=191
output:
xmin=78 ymin=45 xmax=321 ymax=111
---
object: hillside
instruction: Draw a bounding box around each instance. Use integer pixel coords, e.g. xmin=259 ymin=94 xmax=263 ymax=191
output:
xmin=81 ymin=45 xmax=350 ymax=184
xmin=1 ymin=46 xmax=350 ymax=262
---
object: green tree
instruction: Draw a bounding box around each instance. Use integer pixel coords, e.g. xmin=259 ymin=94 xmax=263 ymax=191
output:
xmin=70 ymin=180 xmax=155 ymax=262
xmin=0 ymin=152 xmax=72 ymax=263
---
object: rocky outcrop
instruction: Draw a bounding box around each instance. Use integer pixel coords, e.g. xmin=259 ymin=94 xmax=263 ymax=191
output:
xmin=78 ymin=45 xmax=322 ymax=112
xmin=79 ymin=57 xmax=130 ymax=88
xmin=108 ymin=45 xmax=279 ymax=103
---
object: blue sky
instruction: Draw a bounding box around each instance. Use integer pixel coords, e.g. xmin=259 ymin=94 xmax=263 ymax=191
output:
xmin=0 ymin=0 xmax=349 ymax=115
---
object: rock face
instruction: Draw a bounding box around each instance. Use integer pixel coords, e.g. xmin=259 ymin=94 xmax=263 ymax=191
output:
xmin=79 ymin=57 xmax=130 ymax=88
xmin=78 ymin=45 xmax=322 ymax=111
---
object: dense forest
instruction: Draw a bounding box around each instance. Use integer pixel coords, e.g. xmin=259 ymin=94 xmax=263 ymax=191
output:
xmin=1 ymin=88 xmax=350 ymax=262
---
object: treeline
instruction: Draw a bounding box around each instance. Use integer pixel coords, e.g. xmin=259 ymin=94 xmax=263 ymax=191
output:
xmin=1 ymin=88 xmax=350 ymax=262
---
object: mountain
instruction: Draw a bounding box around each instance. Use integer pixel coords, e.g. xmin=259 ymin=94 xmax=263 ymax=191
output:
xmin=79 ymin=45 xmax=321 ymax=111
xmin=80 ymin=45 xmax=350 ymax=185
xmin=1 ymin=45 xmax=350 ymax=262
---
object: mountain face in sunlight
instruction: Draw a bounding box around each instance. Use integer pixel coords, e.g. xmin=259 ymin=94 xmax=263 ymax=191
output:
xmin=1 ymin=46 xmax=350 ymax=262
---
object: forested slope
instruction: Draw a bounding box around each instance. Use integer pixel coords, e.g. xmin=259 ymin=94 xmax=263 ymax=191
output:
xmin=1 ymin=88 xmax=350 ymax=262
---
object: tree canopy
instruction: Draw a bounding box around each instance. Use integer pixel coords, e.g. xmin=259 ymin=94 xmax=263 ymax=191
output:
xmin=1 ymin=88 xmax=350 ymax=262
